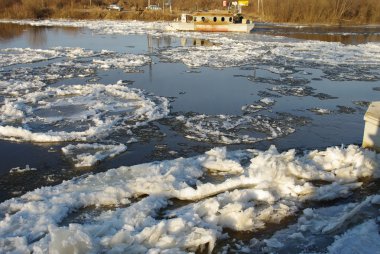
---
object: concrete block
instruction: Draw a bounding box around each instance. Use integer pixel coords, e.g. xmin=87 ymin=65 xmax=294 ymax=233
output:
xmin=363 ymin=101 xmax=380 ymax=152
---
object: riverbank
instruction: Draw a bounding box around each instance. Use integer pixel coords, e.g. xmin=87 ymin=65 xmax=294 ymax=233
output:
xmin=1 ymin=1 xmax=380 ymax=25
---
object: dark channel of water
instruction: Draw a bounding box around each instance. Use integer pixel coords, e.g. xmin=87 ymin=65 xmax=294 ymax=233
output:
xmin=0 ymin=22 xmax=379 ymax=203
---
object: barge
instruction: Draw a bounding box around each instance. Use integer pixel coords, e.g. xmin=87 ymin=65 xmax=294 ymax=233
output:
xmin=167 ymin=12 xmax=254 ymax=33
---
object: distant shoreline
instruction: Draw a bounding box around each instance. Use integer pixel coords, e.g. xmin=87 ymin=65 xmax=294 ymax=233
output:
xmin=1 ymin=17 xmax=380 ymax=29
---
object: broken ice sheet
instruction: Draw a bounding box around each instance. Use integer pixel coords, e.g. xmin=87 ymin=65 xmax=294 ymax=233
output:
xmin=0 ymin=145 xmax=378 ymax=253
xmin=61 ymin=143 xmax=127 ymax=167
xmin=0 ymin=47 xmax=98 ymax=68
xmin=0 ymin=83 xmax=169 ymax=142
xmin=0 ymin=48 xmax=61 ymax=67
xmin=0 ymin=49 xmax=151 ymax=85
xmin=3 ymin=19 xmax=380 ymax=82
xmin=173 ymin=112 xmax=309 ymax=144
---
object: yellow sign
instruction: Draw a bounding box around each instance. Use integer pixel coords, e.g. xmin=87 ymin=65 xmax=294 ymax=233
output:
xmin=238 ymin=0 xmax=249 ymax=6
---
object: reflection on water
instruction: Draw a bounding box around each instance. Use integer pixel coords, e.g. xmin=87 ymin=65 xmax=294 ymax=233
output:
xmin=28 ymin=26 xmax=47 ymax=47
xmin=0 ymin=23 xmax=82 ymax=47
xmin=147 ymin=34 xmax=172 ymax=53
xmin=0 ymin=23 xmax=26 ymax=42
xmin=254 ymin=23 xmax=380 ymax=44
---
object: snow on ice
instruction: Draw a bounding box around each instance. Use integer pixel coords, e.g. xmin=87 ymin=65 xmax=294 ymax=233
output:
xmin=0 ymin=145 xmax=379 ymax=253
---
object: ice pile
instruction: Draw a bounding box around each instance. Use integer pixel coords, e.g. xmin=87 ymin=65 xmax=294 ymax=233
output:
xmin=257 ymin=195 xmax=380 ymax=254
xmin=174 ymin=113 xmax=309 ymax=144
xmin=0 ymin=145 xmax=378 ymax=253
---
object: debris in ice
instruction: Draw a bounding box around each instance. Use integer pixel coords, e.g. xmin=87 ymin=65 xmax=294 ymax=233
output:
xmin=9 ymin=165 xmax=37 ymax=174
xmin=0 ymin=83 xmax=169 ymax=142
xmin=174 ymin=112 xmax=309 ymax=144
xmin=0 ymin=145 xmax=378 ymax=253
xmin=62 ymin=143 xmax=127 ymax=167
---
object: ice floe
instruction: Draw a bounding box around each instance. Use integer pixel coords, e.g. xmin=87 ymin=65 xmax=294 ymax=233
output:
xmin=0 ymin=83 xmax=169 ymax=142
xmin=242 ymin=97 xmax=276 ymax=113
xmin=0 ymin=145 xmax=378 ymax=253
xmin=0 ymin=47 xmax=96 ymax=67
xmin=174 ymin=113 xmax=309 ymax=144
xmin=9 ymin=165 xmax=37 ymax=174
xmin=62 ymin=143 xmax=127 ymax=167
xmin=0 ymin=48 xmax=61 ymax=67
xmin=2 ymin=20 xmax=380 ymax=82
xmin=0 ymin=48 xmax=151 ymax=85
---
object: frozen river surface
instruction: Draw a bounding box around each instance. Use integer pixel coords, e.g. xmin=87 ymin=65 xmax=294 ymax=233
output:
xmin=0 ymin=20 xmax=380 ymax=253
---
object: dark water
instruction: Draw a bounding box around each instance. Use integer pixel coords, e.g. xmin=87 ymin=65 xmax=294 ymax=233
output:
xmin=0 ymin=22 xmax=379 ymax=202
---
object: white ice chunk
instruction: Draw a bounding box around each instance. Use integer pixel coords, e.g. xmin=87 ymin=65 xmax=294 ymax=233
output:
xmin=327 ymin=220 xmax=380 ymax=254
xmin=0 ymin=145 xmax=378 ymax=253
xmin=0 ymin=83 xmax=169 ymax=142
xmin=9 ymin=165 xmax=37 ymax=174
xmin=62 ymin=143 xmax=127 ymax=167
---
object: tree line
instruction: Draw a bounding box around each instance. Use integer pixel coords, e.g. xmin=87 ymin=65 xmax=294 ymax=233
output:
xmin=0 ymin=0 xmax=379 ymax=24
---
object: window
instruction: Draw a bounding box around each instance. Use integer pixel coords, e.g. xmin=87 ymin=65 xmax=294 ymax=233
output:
xmin=202 ymin=17 xmax=205 ymax=22
xmin=213 ymin=17 xmax=217 ymax=22
xmin=221 ymin=17 xmax=225 ymax=22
